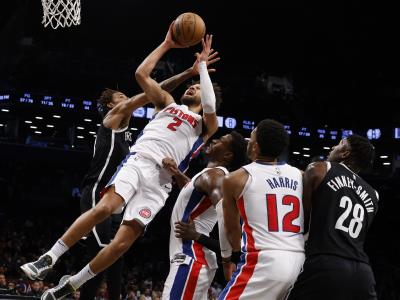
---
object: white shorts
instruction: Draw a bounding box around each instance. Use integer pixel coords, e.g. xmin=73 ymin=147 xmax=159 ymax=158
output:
xmin=107 ymin=152 xmax=172 ymax=226
xmin=162 ymin=255 xmax=216 ymax=300
xmin=218 ymin=250 xmax=305 ymax=300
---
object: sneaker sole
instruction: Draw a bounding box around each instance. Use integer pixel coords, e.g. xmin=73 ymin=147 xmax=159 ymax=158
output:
xmin=41 ymin=290 xmax=53 ymax=300
xmin=58 ymin=275 xmax=72 ymax=300
xmin=20 ymin=263 xmax=48 ymax=280
xmin=42 ymin=275 xmax=72 ymax=300
xmin=20 ymin=264 xmax=39 ymax=280
xmin=59 ymin=275 xmax=71 ymax=285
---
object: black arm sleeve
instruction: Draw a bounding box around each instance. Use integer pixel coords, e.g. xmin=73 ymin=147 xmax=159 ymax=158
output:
xmin=197 ymin=234 xmax=221 ymax=254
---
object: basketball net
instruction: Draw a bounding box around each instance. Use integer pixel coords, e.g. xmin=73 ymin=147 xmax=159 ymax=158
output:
xmin=41 ymin=0 xmax=81 ymax=29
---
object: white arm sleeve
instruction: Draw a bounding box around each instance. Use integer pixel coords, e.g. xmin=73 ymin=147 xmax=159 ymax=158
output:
xmin=199 ymin=61 xmax=216 ymax=114
xmin=216 ymin=200 xmax=233 ymax=258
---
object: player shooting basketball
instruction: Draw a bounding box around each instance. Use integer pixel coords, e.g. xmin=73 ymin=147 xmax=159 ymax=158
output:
xmin=21 ymin=22 xmax=222 ymax=300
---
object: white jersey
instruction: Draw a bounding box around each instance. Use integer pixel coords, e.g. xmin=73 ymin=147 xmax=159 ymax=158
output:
xmin=239 ymin=161 xmax=304 ymax=253
xmin=169 ymin=167 xmax=228 ymax=269
xmin=131 ymin=103 xmax=203 ymax=170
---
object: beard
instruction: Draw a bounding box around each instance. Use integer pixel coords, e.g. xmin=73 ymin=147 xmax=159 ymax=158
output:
xmin=180 ymin=95 xmax=198 ymax=106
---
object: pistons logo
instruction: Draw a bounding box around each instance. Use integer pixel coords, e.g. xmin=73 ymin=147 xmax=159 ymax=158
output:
xmin=139 ymin=208 xmax=152 ymax=219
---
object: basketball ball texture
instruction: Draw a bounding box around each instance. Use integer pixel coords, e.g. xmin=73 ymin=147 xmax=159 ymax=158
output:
xmin=172 ymin=13 xmax=206 ymax=47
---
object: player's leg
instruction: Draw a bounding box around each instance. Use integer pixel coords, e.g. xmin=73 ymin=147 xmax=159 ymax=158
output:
xmin=287 ymin=255 xmax=353 ymax=300
xmin=41 ymin=220 xmax=143 ymax=300
xmin=21 ymin=158 xmax=139 ymax=281
xmin=60 ymin=187 xmax=124 ymax=247
xmin=219 ymin=250 xmax=304 ymax=300
xmin=163 ymin=262 xmax=216 ymax=300
xmin=20 ymin=187 xmax=125 ymax=281
xmin=162 ymin=261 xmax=193 ymax=300
xmin=88 ymin=220 xmax=142 ymax=274
xmin=42 ymin=157 xmax=170 ymax=300
xmin=353 ymin=262 xmax=377 ymax=300
xmin=218 ymin=252 xmax=260 ymax=300
xmin=79 ymin=184 xmax=123 ymax=300
xmin=191 ymin=265 xmax=216 ymax=300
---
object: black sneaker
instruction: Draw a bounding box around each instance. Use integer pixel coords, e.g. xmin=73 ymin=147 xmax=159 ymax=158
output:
xmin=41 ymin=275 xmax=75 ymax=300
xmin=20 ymin=253 xmax=55 ymax=280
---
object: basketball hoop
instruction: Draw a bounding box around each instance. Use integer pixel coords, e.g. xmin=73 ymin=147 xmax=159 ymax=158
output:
xmin=41 ymin=0 xmax=81 ymax=29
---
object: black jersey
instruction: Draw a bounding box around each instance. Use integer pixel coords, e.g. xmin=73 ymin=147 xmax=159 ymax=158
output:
xmin=81 ymin=125 xmax=133 ymax=189
xmin=306 ymin=162 xmax=379 ymax=263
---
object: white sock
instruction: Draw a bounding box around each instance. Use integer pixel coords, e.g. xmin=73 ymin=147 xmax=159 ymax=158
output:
xmin=47 ymin=239 xmax=69 ymax=263
xmin=69 ymin=264 xmax=96 ymax=290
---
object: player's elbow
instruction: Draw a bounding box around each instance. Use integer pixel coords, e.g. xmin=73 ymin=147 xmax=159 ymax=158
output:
xmin=135 ymin=69 xmax=146 ymax=84
xmin=203 ymin=117 xmax=219 ymax=139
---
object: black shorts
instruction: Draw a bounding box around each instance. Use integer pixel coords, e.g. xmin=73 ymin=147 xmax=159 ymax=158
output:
xmin=80 ymin=184 xmax=122 ymax=247
xmin=287 ymin=254 xmax=377 ymax=300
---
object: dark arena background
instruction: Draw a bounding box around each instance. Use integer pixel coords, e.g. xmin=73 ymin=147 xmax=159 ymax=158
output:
xmin=1 ymin=1 xmax=399 ymax=299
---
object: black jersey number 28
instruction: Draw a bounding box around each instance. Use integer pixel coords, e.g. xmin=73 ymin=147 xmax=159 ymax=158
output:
xmin=335 ymin=196 xmax=364 ymax=238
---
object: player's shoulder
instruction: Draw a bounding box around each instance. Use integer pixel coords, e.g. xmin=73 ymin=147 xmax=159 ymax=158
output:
xmin=200 ymin=167 xmax=227 ymax=179
xmin=96 ymin=122 xmax=112 ymax=134
xmin=158 ymin=101 xmax=177 ymax=112
xmin=194 ymin=167 xmax=227 ymax=194
xmin=283 ymin=162 xmax=303 ymax=173
xmin=224 ymin=167 xmax=248 ymax=182
xmin=223 ymin=167 xmax=249 ymax=197
xmin=305 ymin=161 xmax=328 ymax=175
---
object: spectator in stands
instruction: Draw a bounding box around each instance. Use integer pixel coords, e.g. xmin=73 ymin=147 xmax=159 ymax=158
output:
xmin=139 ymin=287 xmax=152 ymax=300
xmin=125 ymin=289 xmax=138 ymax=300
xmin=28 ymin=280 xmax=43 ymax=297
xmin=7 ymin=282 xmax=17 ymax=295
xmin=0 ymin=274 xmax=7 ymax=289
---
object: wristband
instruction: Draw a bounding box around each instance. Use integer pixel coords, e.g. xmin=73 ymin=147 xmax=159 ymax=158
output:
xmin=231 ymin=251 xmax=241 ymax=265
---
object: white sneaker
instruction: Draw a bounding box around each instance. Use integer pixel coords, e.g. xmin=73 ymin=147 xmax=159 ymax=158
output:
xmin=20 ymin=253 xmax=55 ymax=280
xmin=41 ymin=275 xmax=75 ymax=300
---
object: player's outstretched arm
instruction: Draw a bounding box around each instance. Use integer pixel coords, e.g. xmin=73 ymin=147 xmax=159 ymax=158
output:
xmin=162 ymin=158 xmax=191 ymax=189
xmin=104 ymin=51 xmax=221 ymax=130
xmin=135 ymin=22 xmax=182 ymax=111
xmin=222 ymin=169 xmax=248 ymax=252
xmin=197 ymin=35 xmax=219 ymax=142
xmin=160 ymin=49 xmax=220 ymax=92
xmin=103 ymin=93 xmax=149 ymax=130
xmin=216 ymin=200 xmax=236 ymax=281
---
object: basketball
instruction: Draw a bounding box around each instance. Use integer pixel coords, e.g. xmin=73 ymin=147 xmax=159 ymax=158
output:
xmin=172 ymin=12 xmax=206 ymax=47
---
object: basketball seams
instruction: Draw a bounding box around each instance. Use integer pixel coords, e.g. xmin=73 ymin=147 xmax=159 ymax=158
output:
xmin=189 ymin=14 xmax=196 ymax=46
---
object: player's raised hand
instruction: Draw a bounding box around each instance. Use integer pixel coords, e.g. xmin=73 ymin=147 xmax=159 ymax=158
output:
xmin=196 ymin=34 xmax=213 ymax=62
xmin=164 ymin=21 xmax=187 ymax=49
xmin=191 ymin=48 xmax=220 ymax=75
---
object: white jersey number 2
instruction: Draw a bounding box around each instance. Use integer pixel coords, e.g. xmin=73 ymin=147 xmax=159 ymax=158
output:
xmin=335 ymin=196 xmax=364 ymax=238
xmin=167 ymin=117 xmax=183 ymax=131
